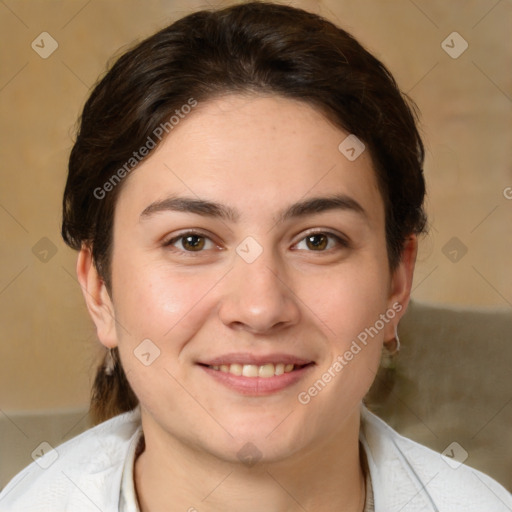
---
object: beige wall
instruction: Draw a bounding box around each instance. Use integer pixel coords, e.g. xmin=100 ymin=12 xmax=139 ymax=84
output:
xmin=0 ymin=0 xmax=510 ymax=411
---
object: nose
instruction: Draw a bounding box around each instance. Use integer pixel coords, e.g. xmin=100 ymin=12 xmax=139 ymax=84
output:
xmin=218 ymin=250 xmax=301 ymax=335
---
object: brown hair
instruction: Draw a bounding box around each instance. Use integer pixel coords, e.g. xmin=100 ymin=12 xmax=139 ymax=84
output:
xmin=62 ymin=1 xmax=426 ymax=424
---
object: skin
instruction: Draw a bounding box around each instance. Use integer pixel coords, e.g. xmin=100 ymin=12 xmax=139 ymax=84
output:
xmin=77 ymin=94 xmax=417 ymax=512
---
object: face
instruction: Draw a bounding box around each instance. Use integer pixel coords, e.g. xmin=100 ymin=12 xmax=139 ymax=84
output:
xmin=81 ymin=94 xmax=415 ymax=464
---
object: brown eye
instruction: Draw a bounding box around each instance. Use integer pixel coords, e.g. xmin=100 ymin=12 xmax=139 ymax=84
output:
xmin=294 ymin=231 xmax=349 ymax=252
xmin=165 ymin=232 xmax=215 ymax=253
xmin=305 ymin=234 xmax=328 ymax=250
xmin=181 ymin=234 xmax=206 ymax=251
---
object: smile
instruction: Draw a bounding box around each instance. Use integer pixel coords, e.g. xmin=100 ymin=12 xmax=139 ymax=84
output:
xmin=206 ymin=362 xmax=300 ymax=378
xmin=198 ymin=359 xmax=315 ymax=395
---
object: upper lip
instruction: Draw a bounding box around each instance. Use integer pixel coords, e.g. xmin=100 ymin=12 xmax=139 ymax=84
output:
xmin=198 ymin=352 xmax=314 ymax=366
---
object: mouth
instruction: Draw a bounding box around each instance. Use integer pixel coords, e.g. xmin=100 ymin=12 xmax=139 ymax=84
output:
xmin=199 ymin=362 xmax=313 ymax=378
xmin=197 ymin=354 xmax=315 ymax=395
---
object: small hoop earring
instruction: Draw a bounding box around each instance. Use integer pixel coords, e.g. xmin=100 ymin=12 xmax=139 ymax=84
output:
xmin=394 ymin=326 xmax=401 ymax=353
xmin=384 ymin=326 xmax=400 ymax=356
xmin=104 ymin=348 xmax=115 ymax=376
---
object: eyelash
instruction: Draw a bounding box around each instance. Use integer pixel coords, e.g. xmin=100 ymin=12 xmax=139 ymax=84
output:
xmin=163 ymin=230 xmax=350 ymax=254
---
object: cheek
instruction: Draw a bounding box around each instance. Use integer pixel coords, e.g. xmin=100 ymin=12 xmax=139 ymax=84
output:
xmin=303 ymin=256 xmax=391 ymax=346
xmin=110 ymin=262 xmax=220 ymax=402
xmin=292 ymin=268 xmax=390 ymax=434
xmin=111 ymin=255 xmax=224 ymax=350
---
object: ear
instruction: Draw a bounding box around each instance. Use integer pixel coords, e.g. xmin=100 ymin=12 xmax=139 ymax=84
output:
xmin=76 ymin=245 xmax=118 ymax=349
xmin=384 ymin=235 xmax=418 ymax=341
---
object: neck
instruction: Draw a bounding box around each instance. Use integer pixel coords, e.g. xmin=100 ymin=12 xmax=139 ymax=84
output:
xmin=134 ymin=408 xmax=366 ymax=512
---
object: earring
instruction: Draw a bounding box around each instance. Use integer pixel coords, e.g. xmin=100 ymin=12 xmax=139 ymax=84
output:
xmin=104 ymin=348 xmax=115 ymax=376
xmin=384 ymin=325 xmax=400 ymax=356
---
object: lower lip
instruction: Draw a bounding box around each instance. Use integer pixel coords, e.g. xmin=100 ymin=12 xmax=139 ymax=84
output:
xmin=198 ymin=364 xmax=314 ymax=395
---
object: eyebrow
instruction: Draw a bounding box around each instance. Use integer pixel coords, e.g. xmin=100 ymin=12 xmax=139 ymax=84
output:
xmin=139 ymin=194 xmax=367 ymax=224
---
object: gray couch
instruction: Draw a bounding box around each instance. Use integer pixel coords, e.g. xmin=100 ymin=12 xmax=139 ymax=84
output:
xmin=366 ymin=300 xmax=512 ymax=491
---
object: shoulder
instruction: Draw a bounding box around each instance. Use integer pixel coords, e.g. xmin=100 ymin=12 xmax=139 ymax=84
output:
xmin=0 ymin=407 xmax=142 ymax=512
xmin=360 ymin=405 xmax=512 ymax=511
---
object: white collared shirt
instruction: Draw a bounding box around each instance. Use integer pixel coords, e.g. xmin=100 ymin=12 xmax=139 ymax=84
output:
xmin=1 ymin=405 xmax=510 ymax=511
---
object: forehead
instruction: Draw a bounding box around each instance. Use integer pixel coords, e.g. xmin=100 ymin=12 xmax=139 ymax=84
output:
xmin=115 ymin=94 xmax=384 ymax=227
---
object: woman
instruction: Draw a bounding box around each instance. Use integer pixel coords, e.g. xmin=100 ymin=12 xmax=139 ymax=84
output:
xmin=1 ymin=2 xmax=510 ymax=511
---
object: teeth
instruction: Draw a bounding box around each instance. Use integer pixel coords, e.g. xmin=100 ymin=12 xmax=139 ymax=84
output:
xmin=209 ymin=363 xmax=297 ymax=377
xmin=258 ymin=364 xmax=275 ymax=378
xmin=230 ymin=363 xmax=243 ymax=376
xmin=242 ymin=364 xmax=259 ymax=377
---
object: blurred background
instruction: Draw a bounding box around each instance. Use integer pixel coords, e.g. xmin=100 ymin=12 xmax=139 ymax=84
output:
xmin=0 ymin=0 xmax=511 ymax=491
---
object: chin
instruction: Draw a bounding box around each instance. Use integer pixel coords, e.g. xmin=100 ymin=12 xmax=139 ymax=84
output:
xmin=214 ymin=418 xmax=311 ymax=463
xmin=204 ymin=436 xmax=304 ymax=467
